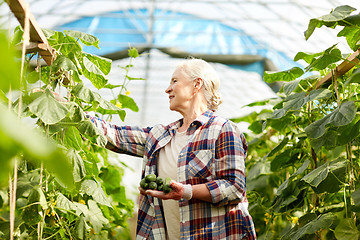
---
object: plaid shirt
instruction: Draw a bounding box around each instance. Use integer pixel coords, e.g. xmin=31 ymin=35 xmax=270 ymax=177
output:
xmin=88 ymin=110 xmax=256 ymax=240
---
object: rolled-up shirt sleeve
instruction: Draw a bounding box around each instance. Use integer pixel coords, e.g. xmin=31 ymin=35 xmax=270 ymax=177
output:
xmin=86 ymin=113 xmax=151 ymax=157
xmin=207 ymin=121 xmax=247 ymax=206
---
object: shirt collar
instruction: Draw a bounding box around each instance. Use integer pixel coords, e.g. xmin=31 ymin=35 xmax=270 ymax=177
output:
xmin=167 ymin=110 xmax=214 ymax=133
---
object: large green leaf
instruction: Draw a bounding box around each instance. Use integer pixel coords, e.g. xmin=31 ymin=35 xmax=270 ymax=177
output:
xmin=336 ymin=118 xmax=360 ymax=145
xmin=264 ymin=67 xmax=304 ymax=83
xmin=26 ymin=66 xmax=50 ymax=85
xmin=282 ymin=79 xmax=302 ymax=95
xmin=310 ymin=129 xmax=338 ymax=153
xmin=294 ymin=52 xmax=322 ymax=64
xmin=271 ymin=89 xmax=331 ymax=119
xmin=305 ymin=5 xmax=356 ymax=40
xmin=247 ymin=161 xmax=271 ymax=181
xmin=334 ymin=218 xmax=360 ymax=240
xmin=305 ymin=101 xmax=356 ymax=138
xmin=51 ymin=55 xmax=77 ymax=72
xmin=73 ymin=200 xmax=109 ymax=233
xmin=28 ymin=89 xmax=69 ymax=125
xmin=71 ymin=82 xmax=121 ymax=111
xmin=117 ymin=94 xmax=139 ymax=112
xmin=80 ymin=179 xmax=112 ymax=207
xmin=74 ymin=214 xmax=90 ymax=240
xmin=65 ymin=30 xmax=100 ymax=48
xmin=338 ymin=25 xmax=360 ymax=51
xmin=82 ymin=56 xmax=108 ymax=89
xmin=86 ymin=54 xmax=112 ymax=75
xmin=77 ymin=119 xmax=107 ymax=147
xmin=301 ymin=158 xmax=347 ymax=189
xmin=284 ymin=213 xmax=336 ymax=240
xmin=57 ymin=33 xmax=82 ymax=55
xmin=67 ymin=149 xmax=86 ymax=182
xmin=63 ymin=126 xmax=83 ymax=150
xmin=304 ymin=44 xmax=343 ymax=72
xmin=56 ymin=193 xmax=76 ymax=213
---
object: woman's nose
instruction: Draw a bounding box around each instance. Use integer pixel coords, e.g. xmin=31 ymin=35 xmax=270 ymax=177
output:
xmin=165 ymin=85 xmax=171 ymax=94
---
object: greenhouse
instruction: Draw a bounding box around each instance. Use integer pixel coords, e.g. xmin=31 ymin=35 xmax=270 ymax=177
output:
xmin=1 ymin=0 xmax=360 ymax=239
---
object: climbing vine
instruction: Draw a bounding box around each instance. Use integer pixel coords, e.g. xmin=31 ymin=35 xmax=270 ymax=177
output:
xmin=0 ymin=22 xmax=141 ymax=239
xmin=234 ymin=5 xmax=360 ymax=239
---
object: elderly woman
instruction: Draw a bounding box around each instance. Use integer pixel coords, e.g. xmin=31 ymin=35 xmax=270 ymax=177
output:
xmin=88 ymin=58 xmax=256 ymax=240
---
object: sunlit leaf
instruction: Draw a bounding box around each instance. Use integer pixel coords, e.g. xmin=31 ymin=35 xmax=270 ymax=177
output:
xmin=294 ymin=52 xmax=322 ymax=64
xmin=51 ymin=55 xmax=77 ymax=72
xmin=86 ymin=54 xmax=112 ymax=75
xmin=247 ymin=161 xmax=271 ymax=181
xmin=82 ymin=57 xmax=108 ymax=89
xmin=56 ymin=193 xmax=76 ymax=213
xmin=75 ymin=214 xmax=89 ymax=240
xmin=28 ymin=89 xmax=69 ymax=125
xmin=305 ymin=5 xmax=356 ymax=40
xmin=65 ymin=30 xmax=99 ymax=48
xmin=104 ymin=83 xmax=121 ymax=89
xmin=118 ymin=94 xmax=139 ymax=112
xmin=80 ymin=179 xmax=112 ymax=207
xmin=26 ymin=66 xmax=50 ymax=84
xmin=67 ymin=149 xmax=86 ymax=182
xmin=338 ymin=26 xmax=360 ymax=51
xmin=304 ymin=44 xmax=342 ymax=71
xmin=71 ymin=82 xmax=123 ymax=114
xmin=264 ymin=67 xmax=304 ymax=83
xmin=78 ymin=120 xmax=107 ymax=147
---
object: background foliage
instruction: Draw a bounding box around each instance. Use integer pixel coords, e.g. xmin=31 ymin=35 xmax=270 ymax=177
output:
xmin=232 ymin=5 xmax=360 ymax=240
xmin=0 ymin=16 xmax=141 ymax=239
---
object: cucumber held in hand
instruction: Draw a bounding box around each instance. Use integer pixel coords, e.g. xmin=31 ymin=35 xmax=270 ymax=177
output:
xmin=163 ymin=177 xmax=173 ymax=194
xmin=140 ymin=174 xmax=172 ymax=194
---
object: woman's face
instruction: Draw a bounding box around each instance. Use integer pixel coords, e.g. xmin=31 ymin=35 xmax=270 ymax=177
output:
xmin=165 ymin=67 xmax=195 ymax=113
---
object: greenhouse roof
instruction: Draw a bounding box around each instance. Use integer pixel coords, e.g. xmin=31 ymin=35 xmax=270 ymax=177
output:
xmin=2 ymin=0 xmax=358 ymax=68
xmin=1 ymin=0 xmax=359 ymax=126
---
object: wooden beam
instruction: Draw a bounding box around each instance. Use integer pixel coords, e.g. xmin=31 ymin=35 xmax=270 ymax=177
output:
xmin=315 ymin=49 xmax=360 ymax=89
xmin=7 ymin=0 xmax=56 ymax=65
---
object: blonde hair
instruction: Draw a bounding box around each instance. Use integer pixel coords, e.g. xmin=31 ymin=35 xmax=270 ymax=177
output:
xmin=176 ymin=58 xmax=222 ymax=111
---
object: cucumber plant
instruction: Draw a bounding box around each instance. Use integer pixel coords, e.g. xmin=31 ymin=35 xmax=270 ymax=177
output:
xmin=0 ymin=22 xmax=142 ymax=239
xmin=233 ymin=5 xmax=360 ymax=239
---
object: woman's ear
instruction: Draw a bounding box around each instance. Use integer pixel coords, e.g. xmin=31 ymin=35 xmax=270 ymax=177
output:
xmin=194 ymin=78 xmax=203 ymax=89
